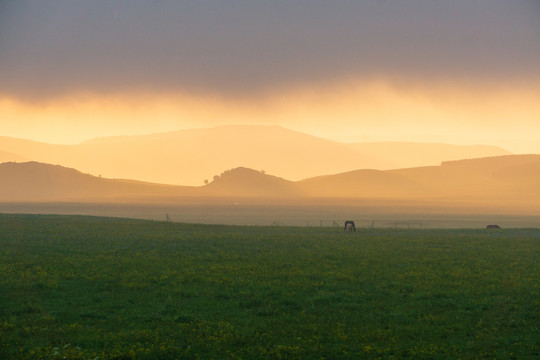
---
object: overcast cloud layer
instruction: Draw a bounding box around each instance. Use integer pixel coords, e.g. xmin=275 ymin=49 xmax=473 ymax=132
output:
xmin=1 ymin=0 xmax=539 ymax=101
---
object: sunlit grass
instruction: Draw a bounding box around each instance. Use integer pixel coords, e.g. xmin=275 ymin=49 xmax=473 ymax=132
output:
xmin=1 ymin=214 xmax=539 ymax=359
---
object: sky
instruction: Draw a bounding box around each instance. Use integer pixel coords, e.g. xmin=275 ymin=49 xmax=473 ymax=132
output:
xmin=1 ymin=0 xmax=540 ymax=152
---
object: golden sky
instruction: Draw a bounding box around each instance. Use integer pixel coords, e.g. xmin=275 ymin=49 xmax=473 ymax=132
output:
xmin=2 ymin=81 xmax=539 ymax=153
xmin=1 ymin=1 xmax=539 ymax=153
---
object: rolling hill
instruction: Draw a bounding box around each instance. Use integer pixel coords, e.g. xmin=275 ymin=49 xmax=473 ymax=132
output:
xmin=0 ymin=149 xmax=28 ymax=163
xmin=1 ymin=155 xmax=539 ymax=213
xmin=348 ymin=142 xmax=512 ymax=170
xmin=298 ymin=169 xmax=423 ymax=198
xmin=0 ymin=161 xmax=194 ymax=201
xmin=0 ymin=125 xmax=511 ymax=186
xmin=205 ymin=167 xmax=298 ymax=196
xmin=300 ymin=154 xmax=540 ymax=201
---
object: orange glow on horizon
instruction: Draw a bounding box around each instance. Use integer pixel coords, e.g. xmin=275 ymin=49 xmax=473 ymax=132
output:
xmin=1 ymin=80 xmax=539 ymax=153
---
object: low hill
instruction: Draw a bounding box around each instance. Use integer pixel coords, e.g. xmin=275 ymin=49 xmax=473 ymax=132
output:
xmin=0 ymin=149 xmax=28 ymax=163
xmin=441 ymin=154 xmax=540 ymax=169
xmin=349 ymin=142 xmax=511 ymax=169
xmin=2 ymin=155 xmax=539 ymax=213
xmin=205 ymin=167 xmax=298 ymax=196
xmin=439 ymin=155 xmax=540 ymax=197
xmin=297 ymin=155 xmax=540 ymax=209
xmin=0 ymin=162 xmax=194 ymax=201
xmin=298 ymin=169 xmax=423 ymax=198
xmin=0 ymin=125 xmax=511 ymax=186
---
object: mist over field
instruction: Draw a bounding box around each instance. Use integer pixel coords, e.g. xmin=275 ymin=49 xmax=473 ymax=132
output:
xmin=1 ymin=151 xmax=540 ymax=227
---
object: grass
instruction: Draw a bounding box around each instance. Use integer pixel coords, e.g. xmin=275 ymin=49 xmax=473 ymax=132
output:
xmin=0 ymin=213 xmax=539 ymax=359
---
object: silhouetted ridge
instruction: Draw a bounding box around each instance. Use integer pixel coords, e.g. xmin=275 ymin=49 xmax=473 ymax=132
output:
xmin=1 ymin=155 xmax=539 ymax=208
xmin=299 ymin=169 xmax=422 ymax=198
xmin=0 ymin=126 xmax=511 ymax=186
xmin=0 ymin=150 xmax=28 ymax=163
xmin=442 ymin=154 xmax=540 ymax=168
xmin=206 ymin=167 xmax=298 ymax=196
xmin=0 ymin=162 xmax=192 ymax=201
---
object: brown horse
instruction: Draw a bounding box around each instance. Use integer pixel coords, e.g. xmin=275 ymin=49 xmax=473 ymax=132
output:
xmin=344 ymin=220 xmax=356 ymax=232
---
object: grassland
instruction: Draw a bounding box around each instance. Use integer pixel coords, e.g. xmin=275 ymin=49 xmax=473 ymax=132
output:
xmin=1 ymin=214 xmax=539 ymax=359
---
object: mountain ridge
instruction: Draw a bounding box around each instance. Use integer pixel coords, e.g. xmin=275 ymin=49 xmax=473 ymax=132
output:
xmin=0 ymin=125 xmax=511 ymax=186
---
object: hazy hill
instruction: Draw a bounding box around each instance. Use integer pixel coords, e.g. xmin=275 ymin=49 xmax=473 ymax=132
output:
xmin=0 ymin=125 xmax=510 ymax=186
xmin=441 ymin=154 xmax=540 ymax=169
xmin=298 ymin=169 xmax=423 ymax=198
xmin=1 ymin=155 xmax=539 ymax=212
xmin=439 ymin=155 xmax=540 ymax=197
xmin=0 ymin=149 xmax=28 ymax=163
xmin=298 ymin=154 xmax=540 ymax=204
xmin=205 ymin=167 xmax=298 ymax=196
xmin=76 ymin=125 xmax=395 ymax=185
xmin=0 ymin=162 xmax=193 ymax=201
xmin=349 ymin=142 xmax=512 ymax=170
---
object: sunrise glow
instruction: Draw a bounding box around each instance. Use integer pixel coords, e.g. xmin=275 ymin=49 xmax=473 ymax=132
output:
xmin=2 ymin=80 xmax=540 ymax=153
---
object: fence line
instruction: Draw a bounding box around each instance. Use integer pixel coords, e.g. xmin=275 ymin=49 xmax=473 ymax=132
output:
xmin=302 ymin=219 xmax=424 ymax=229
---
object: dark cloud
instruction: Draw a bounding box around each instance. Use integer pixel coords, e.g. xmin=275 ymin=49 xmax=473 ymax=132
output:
xmin=1 ymin=0 xmax=539 ymax=100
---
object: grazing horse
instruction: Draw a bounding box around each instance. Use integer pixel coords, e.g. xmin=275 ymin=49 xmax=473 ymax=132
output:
xmin=486 ymin=224 xmax=501 ymax=229
xmin=344 ymin=220 xmax=356 ymax=232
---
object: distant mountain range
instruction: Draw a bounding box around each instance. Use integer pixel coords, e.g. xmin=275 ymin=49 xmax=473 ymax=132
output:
xmin=0 ymin=125 xmax=510 ymax=186
xmin=2 ymin=155 xmax=539 ymax=212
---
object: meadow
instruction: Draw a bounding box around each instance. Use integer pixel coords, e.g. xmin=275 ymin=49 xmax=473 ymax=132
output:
xmin=1 ymin=214 xmax=539 ymax=359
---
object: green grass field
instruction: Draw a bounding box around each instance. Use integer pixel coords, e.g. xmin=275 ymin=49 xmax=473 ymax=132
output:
xmin=1 ymin=214 xmax=539 ymax=359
